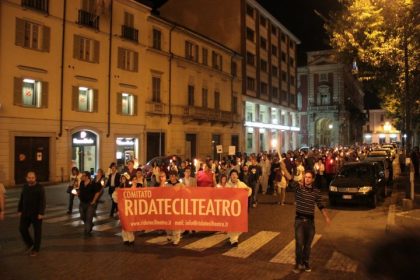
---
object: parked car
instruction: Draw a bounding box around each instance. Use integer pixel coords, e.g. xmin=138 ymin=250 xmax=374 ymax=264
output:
xmin=142 ymin=155 xmax=182 ymax=181
xmin=329 ymin=162 xmax=387 ymax=208
xmin=367 ymin=150 xmax=391 ymax=160
xmin=363 ymin=157 xmax=393 ymax=187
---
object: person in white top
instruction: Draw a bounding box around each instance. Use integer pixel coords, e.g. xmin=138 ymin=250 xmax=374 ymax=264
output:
xmin=216 ymin=174 xmax=228 ymax=188
xmin=180 ymin=167 xmax=196 ymax=187
xmin=165 ymin=171 xmax=185 ymax=245
xmin=225 ymin=169 xmax=252 ymax=247
xmin=313 ymin=158 xmax=326 ymax=189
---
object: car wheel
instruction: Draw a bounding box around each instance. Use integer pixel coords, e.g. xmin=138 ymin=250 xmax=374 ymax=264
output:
xmin=369 ymin=194 xmax=377 ymax=209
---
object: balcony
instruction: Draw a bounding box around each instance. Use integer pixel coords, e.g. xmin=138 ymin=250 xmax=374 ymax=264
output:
xmin=22 ymin=0 xmax=49 ymax=13
xmin=121 ymin=25 xmax=139 ymax=43
xmin=146 ymin=102 xmax=166 ymax=115
xmin=308 ymin=102 xmax=339 ymax=111
xmin=78 ymin=10 xmax=99 ymax=30
xmin=182 ymin=106 xmax=240 ymax=125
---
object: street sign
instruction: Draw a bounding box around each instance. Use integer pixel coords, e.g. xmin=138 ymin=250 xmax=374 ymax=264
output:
xmin=216 ymin=145 xmax=223 ymax=154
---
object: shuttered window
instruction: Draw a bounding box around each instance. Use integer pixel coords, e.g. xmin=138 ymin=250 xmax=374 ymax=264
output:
xmin=73 ymin=35 xmax=99 ymax=63
xmin=117 ymin=47 xmax=138 ymax=72
xmin=72 ymin=86 xmax=98 ymax=112
xmin=15 ymin=18 xmax=50 ymax=52
xmin=117 ymin=92 xmax=137 ymax=116
xmin=14 ymin=77 xmax=48 ymax=108
xmin=152 ymin=76 xmax=161 ymax=102
xmin=185 ymin=41 xmax=198 ymax=62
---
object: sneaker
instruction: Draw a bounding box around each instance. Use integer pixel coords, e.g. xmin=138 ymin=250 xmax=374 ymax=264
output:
xmin=292 ymin=264 xmax=304 ymax=273
xmin=23 ymin=245 xmax=34 ymax=255
xmin=123 ymin=241 xmax=129 ymax=246
xmin=252 ymin=203 xmax=257 ymax=208
xmin=129 ymin=241 xmax=135 ymax=246
xmin=230 ymin=241 xmax=238 ymax=247
xmin=304 ymin=263 xmax=311 ymax=272
xmin=29 ymin=250 xmax=38 ymax=257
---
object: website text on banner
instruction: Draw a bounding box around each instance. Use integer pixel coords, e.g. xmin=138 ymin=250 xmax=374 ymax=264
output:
xmin=117 ymin=187 xmax=249 ymax=232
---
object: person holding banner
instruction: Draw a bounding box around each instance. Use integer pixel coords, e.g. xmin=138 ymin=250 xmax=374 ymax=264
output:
xmin=180 ymin=167 xmax=196 ymax=187
xmin=112 ymin=173 xmax=136 ymax=246
xmin=165 ymin=170 xmax=185 ymax=245
xmin=226 ymin=169 xmax=252 ymax=247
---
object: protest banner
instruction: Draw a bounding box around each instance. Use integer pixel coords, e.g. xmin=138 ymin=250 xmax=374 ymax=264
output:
xmin=117 ymin=187 xmax=248 ymax=232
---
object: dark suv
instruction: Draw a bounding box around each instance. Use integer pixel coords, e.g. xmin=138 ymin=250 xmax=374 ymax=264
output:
xmin=328 ymin=162 xmax=387 ymax=208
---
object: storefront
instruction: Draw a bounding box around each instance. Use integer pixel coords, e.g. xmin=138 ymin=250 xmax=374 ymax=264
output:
xmin=72 ymin=130 xmax=98 ymax=174
xmin=116 ymin=137 xmax=139 ymax=171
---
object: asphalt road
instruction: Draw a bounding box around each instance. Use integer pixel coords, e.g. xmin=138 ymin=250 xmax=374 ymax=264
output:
xmin=0 ymin=183 xmax=394 ymax=280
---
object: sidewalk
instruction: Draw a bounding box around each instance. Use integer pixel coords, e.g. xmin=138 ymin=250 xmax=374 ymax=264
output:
xmin=387 ymin=172 xmax=420 ymax=234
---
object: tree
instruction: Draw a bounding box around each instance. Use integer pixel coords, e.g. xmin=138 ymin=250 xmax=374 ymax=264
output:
xmin=325 ymin=0 xmax=419 ymax=145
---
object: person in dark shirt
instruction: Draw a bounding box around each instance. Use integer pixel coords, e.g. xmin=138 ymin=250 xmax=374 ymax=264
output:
xmin=293 ymin=170 xmax=330 ymax=274
xmin=18 ymin=171 xmax=46 ymax=256
xmin=248 ymin=156 xmax=262 ymax=208
xmin=77 ymin=171 xmax=101 ymax=236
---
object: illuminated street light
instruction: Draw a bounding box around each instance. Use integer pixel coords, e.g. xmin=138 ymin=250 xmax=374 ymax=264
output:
xmin=328 ymin=124 xmax=333 ymax=129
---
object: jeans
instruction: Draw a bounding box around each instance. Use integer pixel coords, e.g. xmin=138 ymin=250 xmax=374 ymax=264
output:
xmin=19 ymin=215 xmax=43 ymax=252
xmin=249 ymin=183 xmax=258 ymax=206
xmin=79 ymin=202 xmax=95 ymax=234
xmin=295 ymin=217 xmax=315 ymax=266
xmin=68 ymin=193 xmax=75 ymax=212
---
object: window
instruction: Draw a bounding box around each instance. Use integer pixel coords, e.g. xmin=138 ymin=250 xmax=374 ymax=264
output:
xmin=271 ymin=25 xmax=277 ymax=35
xmin=152 ymin=29 xmax=161 ymax=50
xmin=320 ymin=73 xmax=328 ymax=81
xmin=260 ymin=82 xmax=268 ymax=95
xmin=247 ymin=112 xmax=253 ymax=122
xmin=260 ymin=37 xmax=267 ymax=50
xmin=290 ymin=94 xmax=296 ymax=105
xmin=281 ymin=90 xmax=287 ymax=102
xmin=290 ymin=75 xmax=295 ymax=86
xmin=22 ymin=0 xmax=49 ymax=13
xmin=122 ymin=12 xmax=138 ymax=42
xmin=15 ymin=18 xmax=50 ymax=52
xmin=289 ymin=57 xmax=295 ymax=67
xmin=281 ymin=33 xmax=286 ymax=42
xmin=380 ymin=114 xmax=385 ymax=122
xmin=260 ymin=16 xmax=266 ymax=27
xmin=202 ymin=88 xmax=208 ymax=108
xmin=185 ymin=41 xmax=198 ymax=62
xmin=118 ymin=92 xmax=137 ymax=116
xmin=289 ymin=40 xmax=294 ymax=49
xmin=117 ymin=47 xmax=138 ymax=72
xmin=212 ymin=51 xmax=223 ymax=71
xmin=72 ymin=86 xmax=97 ymax=112
xmin=272 ymin=87 xmax=279 ymax=99
xmin=247 ymin=77 xmax=255 ymax=91
xmin=231 ymin=61 xmax=237 ymax=77
xmin=214 ymin=91 xmax=220 ymax=110
xmin=152 ymin=76 xmax=161 ymax=102
xmin=73 ymin=35 xmax=99 ymax=63
xmin=272 ymin=65 xmax=278 ymax=77
xmin=78 ymin=0 xmax=99 ymax=29
xmin=14 ymin=77 xmax=48 ymax=108
xmin=281 ymin=51 xmax=286 ymax=62
xmin=318 ymin=85 xmax=331 ymax=105
xmin=232 ymin=96 xmax=238 ymax=114
xmin=246 ymin=52 xmax=255 ymax=66
xmin=82 ymin=0 xmax=96 ymax=13
xmin=124 ymin=12 xmax=134 ymax=27
xmin=188 ymin=85 xmax=194 ymax=106
xmin=271 ymin=44 xmax=277 ymax=56
xmin=202 ymin=48 xmax=208 ymax=65
xmin=246 ymin=27 xmax=254 ymax=42
xmin=246 ymin=4 xmax=254 ymax=18
xmin=260 ymin=59 xmax=267 ymax=72
xmin=281 ymin=71 xmax=287 ymax=82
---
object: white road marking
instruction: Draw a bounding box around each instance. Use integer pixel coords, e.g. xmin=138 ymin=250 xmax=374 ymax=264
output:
xmin=326 ymin=251 xmax=358 ymax=272
xmin=270 ymin=234 xmax=321 ymax=264
xmin=223 ymin=231 xmax=280 ymax=258
xmin=183 ymin=233 xmax=228 ymax=252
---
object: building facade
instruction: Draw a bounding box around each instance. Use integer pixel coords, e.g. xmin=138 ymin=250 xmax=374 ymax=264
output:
xmin=159 ymin=0 xmax=301 ymax=154
xmin=297 ymin=50 xmax=365 ymax=147
xmin=0 ymin=0 xmax=242 ymax=186
xmin=362 ymin=109 xmax=401 ymax=144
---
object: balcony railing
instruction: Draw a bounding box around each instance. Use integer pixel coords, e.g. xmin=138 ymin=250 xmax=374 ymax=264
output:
xmin=182 ymin=106 xmax=240 ymax=124
xmin=22 ymin=0 xmax=49 ymax=13
xmin=121 ymin=25 xmax=139 ymax=42
xmin=78 ymin=10 xmax=99 ymax=30
xmin=146 ymin=102 xmax=166 ymax=115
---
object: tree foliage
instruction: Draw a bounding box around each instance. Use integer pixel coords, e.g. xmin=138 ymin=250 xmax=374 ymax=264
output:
xmin=325 ymin=0 xmax=419 ymax=130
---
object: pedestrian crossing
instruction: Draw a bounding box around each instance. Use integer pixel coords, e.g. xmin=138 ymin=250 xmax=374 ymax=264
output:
xmin=3 ymin=197 xmax=358 ymax=273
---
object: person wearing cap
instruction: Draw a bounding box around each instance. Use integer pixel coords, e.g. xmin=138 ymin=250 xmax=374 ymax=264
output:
xmin=165 ymin=170 xmax=185 ymax=245
xmin=106 ymin=163 xmax=120 ymax=217
xmin=225 ymin=169 xmax=252 ymax=247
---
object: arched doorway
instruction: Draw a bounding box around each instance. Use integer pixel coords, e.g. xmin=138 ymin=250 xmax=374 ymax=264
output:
xmin=315 ymin=118 xmax=333 ymax=147
xmin=71 ymin=130 xmax=98 ymax=174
